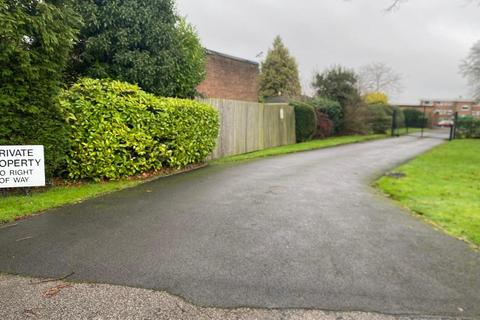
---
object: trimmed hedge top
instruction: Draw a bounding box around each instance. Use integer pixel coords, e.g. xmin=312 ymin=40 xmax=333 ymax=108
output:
xmin=60 ymin=78 xmax=219 ymax=180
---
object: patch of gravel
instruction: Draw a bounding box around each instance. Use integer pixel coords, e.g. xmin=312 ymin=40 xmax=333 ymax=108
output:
xmin=0 ymin=274 xmax=465 ymax=320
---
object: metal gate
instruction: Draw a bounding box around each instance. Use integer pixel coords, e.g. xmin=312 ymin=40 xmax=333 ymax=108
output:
xmin=391 ymin=108 xmax=454 ymax=140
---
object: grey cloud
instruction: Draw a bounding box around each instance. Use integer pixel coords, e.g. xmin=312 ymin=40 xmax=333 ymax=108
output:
xmin=176 ymin=0 xmax=480 ymax=103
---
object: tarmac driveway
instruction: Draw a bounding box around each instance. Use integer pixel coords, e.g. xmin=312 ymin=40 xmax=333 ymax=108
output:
xmin=0 ymin=133 xmax=479 ymax=317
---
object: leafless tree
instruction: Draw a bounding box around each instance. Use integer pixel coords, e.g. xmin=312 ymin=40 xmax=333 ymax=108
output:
xmin=357 ymin=62 xmax=403 ymax=97
xmin=461 ymin=41 xmax=480 ymax=101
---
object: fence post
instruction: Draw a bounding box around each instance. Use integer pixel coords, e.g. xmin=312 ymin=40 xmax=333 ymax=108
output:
xmin=391 ymin=109 xmax=397 ymax=137
xmin=421 ymin=105 xmax=426 ymax=138
xmin=449 ymin=123 xmax=454 ymax=141
xmin=453 ymin=112 xmax=458 ymax=140
xmin=449 ymin=112 xmax=456 ymax=141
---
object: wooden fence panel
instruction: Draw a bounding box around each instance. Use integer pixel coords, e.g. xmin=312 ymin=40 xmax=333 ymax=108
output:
xmin=199 ymin=99 xmax=296 ymax=159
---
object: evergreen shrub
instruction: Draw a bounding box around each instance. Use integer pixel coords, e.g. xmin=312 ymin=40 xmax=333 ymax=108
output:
xmin=60 ymin=78 xmax=219 ymax=180
xmin=290 ymin=101 xmax=316 ymax=142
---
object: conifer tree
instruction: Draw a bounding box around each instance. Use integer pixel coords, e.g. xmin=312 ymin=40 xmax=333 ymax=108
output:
xmin=259 ymin=36 xmax=302 ymax=100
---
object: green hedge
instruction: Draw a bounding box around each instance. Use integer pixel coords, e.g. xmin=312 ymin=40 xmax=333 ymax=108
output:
xmin=382 ymin=105 xmax=405 ymax=129
xmin=367 ymin=104 xmax=391 ymax=134
xmin=290 ymin=101 xmax=316 ymax=142
xmin=0 ymin=100 xmax=70 ymax=179
xmin=404 ymin=109 xmax=425 ymax=128
xmin=0 ymin=0 xmax=79 ymax=178
xmin=392 ymin=106 xmax=406 ymax=129
xmin=364 ymin=104 xmax=405 ymax=134
xmin=60 ymin=78 xmax=219 ymax=180
xmin=310 ymin=97 xmax=343 ymax=134
xmin=456 ymin=116 xmax=480 ymax=138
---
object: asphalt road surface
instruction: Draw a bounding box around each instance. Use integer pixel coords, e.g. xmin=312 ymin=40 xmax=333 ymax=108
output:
xmin=1 ymin=132 xmax=479 ymax=317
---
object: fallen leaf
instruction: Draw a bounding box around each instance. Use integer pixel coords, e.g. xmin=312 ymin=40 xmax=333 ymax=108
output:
xmin=42 ymin=283 xmax=72 ymax=298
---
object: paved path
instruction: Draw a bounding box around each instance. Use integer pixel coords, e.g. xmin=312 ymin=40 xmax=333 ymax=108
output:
xmin=1 ymin=133 xmax=479 ymax=318
xmin=0 ymin=274 xmax=464 ymax=320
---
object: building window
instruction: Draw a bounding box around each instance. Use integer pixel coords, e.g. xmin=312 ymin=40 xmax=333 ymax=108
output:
xmin=462 ymin=105 xmax=471 ymax=111
xmin=435 ymin=109 xmax=449 ymax=115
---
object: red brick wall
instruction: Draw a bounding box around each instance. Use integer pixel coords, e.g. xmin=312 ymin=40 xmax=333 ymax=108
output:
xmin=197 ymin=52 xmax=259 ymax=102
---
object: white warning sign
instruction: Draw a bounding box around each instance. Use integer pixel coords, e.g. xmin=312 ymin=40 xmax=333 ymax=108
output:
xmin=0 ymin=146 xmax=45 ymax=188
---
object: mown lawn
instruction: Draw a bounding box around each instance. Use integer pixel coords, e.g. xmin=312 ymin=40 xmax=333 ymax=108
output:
xmin=376 ymin=140 xmax=480 ymax=246
xmin=212 ymin=134 xmax=386 ymax=164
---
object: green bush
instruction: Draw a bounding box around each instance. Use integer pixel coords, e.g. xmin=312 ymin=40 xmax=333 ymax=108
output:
xmin=384 ymin=106 xmax=405 ymax=129
xmin=310 ymin=97 xmax=343 ymax=134
xmin=394 ymin=107 xmax=406 ymax=129
xmin=456 ymin=116 xmax=480 ymax=138
xmin=343 ymin=104 xmax=371 ymax=135
xmin=60 ymin=78 xmax=219 ymax=180
xmin=364 ymin=104 xmax=405 ymax=134
xmin=313 ymin=109 xmax=334 ymax=139
xmin=367 ymin=104 xmax=391 ymax=134
xmin=312 ymin=66 xmax=361 ymax=110
xmin=0 ymin=0 xmax=80 ymax=178
xmin=404 ymin=109 xmax=425 ymax=128
xmin=290 ymin=101 xmax=316 ymax=142
xmin=67 ymin=0 xmax=205 ymax=98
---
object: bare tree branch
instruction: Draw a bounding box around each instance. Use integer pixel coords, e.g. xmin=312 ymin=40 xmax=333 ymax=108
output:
xmin=385 ymin=0 xmax=404 ymax=11
xmin=461 ymin=40 xmax=480 ymax=101
xmin=358 ymin=62 xmax=403 ymax=98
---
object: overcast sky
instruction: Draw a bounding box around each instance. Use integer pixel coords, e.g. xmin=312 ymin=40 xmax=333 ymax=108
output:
xmin=175 ymin=0 xmax=479 ymax=104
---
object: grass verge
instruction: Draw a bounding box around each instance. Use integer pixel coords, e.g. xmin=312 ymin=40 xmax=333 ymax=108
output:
xmin=0 ymin=164 xmax=205 ymax=224
xmin=0 ymin=180 xmax=142 ymax=223
xmin=376 ymin=140 xmax=480 ymax=246
xmin=211 ymin=134 xmax=386 ymax=164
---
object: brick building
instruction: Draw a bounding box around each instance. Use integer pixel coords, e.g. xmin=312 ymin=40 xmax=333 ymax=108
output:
xmin=399 ymin=99 xmax=480 ymax=126
xmin=197 ymin=49 xmax=259 ymax=102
